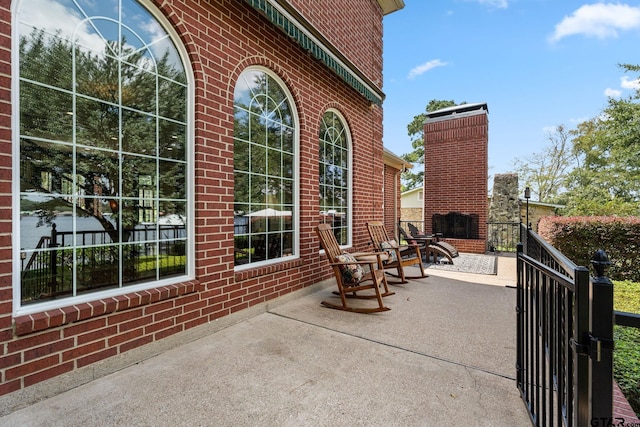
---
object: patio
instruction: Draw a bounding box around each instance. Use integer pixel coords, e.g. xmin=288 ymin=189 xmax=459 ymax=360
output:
xmin=0 ymin=256 xmax=531 ymax=426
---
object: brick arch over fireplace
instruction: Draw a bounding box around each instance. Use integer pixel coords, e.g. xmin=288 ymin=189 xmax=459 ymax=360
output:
xmin=423 ymin=103 xmax=488 ymax=254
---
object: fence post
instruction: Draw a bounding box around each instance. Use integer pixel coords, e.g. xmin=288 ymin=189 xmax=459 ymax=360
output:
xmin=574 ymin=265 xmax=591 ymax=426
xmin=516 ymin=242 xmax=523 ymax=391
xmin=590 ymin=249 xmax=614 ymax=421
xmin=49 ymin=223 xmax=58 ymax=294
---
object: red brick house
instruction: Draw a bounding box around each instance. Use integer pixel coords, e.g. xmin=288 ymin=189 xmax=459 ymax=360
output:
xmin=0 ymin=0 xmax=405 ymax=399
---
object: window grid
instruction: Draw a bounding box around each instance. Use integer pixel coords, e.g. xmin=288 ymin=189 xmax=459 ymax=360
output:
xmin=234 ymin=69 xmax=296 ymax=266
xmin=319 ymin=111 xmax=350 ymax=246
xmin=16 ymin=0 xmax=189 ymax=307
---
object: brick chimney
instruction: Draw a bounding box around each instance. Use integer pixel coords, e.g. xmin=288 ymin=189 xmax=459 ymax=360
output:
xmin=423 ymin=103 xmax=488 ymax=253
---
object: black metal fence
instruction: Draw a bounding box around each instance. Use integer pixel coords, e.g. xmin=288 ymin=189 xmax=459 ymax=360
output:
xmin=400 ymin=220 xmax=520 ymax=253
xmin=517 ymin=225 xmax=615 ymax=426
xmin=21 ymin=223 xmax=186 ymax=303
xmin=487 ymin=222 xmax=520 ymax=253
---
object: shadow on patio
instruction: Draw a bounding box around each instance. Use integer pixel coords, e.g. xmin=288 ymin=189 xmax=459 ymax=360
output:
xmin=0 ymin=255 xmax=531 ymax=426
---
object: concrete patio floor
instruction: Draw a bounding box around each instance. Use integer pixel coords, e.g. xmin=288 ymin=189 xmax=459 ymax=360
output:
xmin=0 ymin=255 xmax=531 ymax=426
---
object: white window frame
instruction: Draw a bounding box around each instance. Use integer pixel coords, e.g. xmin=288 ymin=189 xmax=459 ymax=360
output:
xmin=233 ymin=66 xmax=300 ymax=271
xmin=319 ymin=109 xmax=353 ymax=249
xmin=12 ymin=0 xmax=195 ymax=316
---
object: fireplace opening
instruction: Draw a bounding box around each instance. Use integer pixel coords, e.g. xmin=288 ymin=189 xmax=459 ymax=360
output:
xmin=432 ymin=212 xmax=479 ymax=239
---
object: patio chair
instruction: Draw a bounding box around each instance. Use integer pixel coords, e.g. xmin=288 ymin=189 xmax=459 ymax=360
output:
xmin=316 ymin=224 xmax=392 ymax=313
xmin=407 ymin=222 xmax=459 ymax=259
xmin=398 ymin=224 xmax=453 ymax=265
xmin=366 ymin=221 xmax=427 ymax=284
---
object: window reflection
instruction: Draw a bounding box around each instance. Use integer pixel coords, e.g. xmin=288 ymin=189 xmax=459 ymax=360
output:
xmin=17 ymin=0 xmax=189 ymax=305
xmin=233 ymin=69 xmax=296 ymax=266
xmin=319 ymin=111 xmax=350 ymax=246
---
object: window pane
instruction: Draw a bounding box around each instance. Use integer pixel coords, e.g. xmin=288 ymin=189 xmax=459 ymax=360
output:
xmin=159 ymin=160 xmax=186 ymax=199
xmin=159 ymin=120 xmax=185 ymax=160
xmin=20 ymin=83 xmax=73 ymax=142
xmin=158 ymin=78 xmax=187 ymax=122
xmin=122 ymin=109 xmax=156 ymax=154
xmin=76 ymin=244 xmax=120 ymax=293
xmin=122 ymin=154 xmax=156 ymax=198
xmin=76 ymin=96 xmax=120 ymax=150
xmin=234 ymin=139 xmax=249 ymax=172
xmin=76 ymin=146 xmax=119 ymax=197
xmin=19 ymin=30 xmax=73 ymax=90
xmin=20 ymin=138 xmax=73 ymax=194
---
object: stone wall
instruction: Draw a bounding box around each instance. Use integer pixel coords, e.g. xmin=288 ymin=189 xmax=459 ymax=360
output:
xmin=489 ymin=173 xmax=520 ymax=223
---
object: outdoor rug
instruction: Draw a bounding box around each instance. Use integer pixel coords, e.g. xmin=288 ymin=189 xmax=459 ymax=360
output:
xmin=424 ymin=253 xmax=498 ymax=275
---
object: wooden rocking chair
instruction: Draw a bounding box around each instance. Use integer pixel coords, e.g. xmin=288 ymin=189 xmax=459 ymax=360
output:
xmin=366 ymin=221 xmax=427 ymax=284
xmin=407 ymin=222 xmax=459 ymax=259
xmin=398 ymin=224 xmax=454 ymax=265
xmin=316 ymin=224 xmax=393 ymax=313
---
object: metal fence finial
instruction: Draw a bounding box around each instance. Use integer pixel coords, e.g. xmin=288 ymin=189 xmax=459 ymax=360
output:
xmin=590 ymin=249 xmax=611 ymax=278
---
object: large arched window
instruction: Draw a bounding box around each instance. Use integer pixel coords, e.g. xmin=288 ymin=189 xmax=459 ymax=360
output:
xmin=319 ymin=110 xmax=351 ymax=246
xmin=233 ymin=68 xmax=297 ymax=267
xmin=14 ymin=0 xmax=192 ymax=311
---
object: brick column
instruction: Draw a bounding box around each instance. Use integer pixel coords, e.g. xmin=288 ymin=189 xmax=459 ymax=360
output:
xmin=424 ymin=104 xmax=488 ymax=253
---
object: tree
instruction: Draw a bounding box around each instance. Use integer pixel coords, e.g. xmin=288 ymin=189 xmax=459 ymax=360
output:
xmin=400 ymin=99 xmax=459 ymax=191
xmin=19 ymin=29 xmax=187 ymax=244
xmin=562 ymin=63 xmax=640 ymax=216
xmin=512 ymin=125 xmax=576 ymax=203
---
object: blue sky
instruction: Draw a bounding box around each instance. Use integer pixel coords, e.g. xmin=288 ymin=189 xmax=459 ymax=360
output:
xmin=382 ymin=1 xmax=640 ymax=179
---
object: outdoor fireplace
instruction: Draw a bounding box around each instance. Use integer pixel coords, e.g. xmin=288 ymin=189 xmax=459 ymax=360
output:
xmin=432 ymin=212 xmax=479 ymax=239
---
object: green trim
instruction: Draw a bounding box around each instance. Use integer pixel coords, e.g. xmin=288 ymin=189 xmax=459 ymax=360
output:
xmin=244 ymin=0 xmax=383 ymax=106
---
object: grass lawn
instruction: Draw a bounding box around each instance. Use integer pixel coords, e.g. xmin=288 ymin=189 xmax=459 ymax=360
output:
xmin=613 ymin=280 xmax=640 ymax=417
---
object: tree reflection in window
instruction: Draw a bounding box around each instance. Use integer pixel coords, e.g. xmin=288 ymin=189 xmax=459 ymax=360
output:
xmin=233 ymin=69 xmax=296 ymax=266
xmin=319 ymin=111 xmax=350 ymax=246
xmin=17 ymin=0 xmax=189 ymax=305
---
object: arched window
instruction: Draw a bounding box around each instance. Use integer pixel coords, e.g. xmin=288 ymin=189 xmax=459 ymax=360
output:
xmin=319 ymin=110 xmax=351 ymax=246
xmin=15 ymin=0 xmax=192 ymax=311
xmin=233 ymin=68 xmax=297 ymax=267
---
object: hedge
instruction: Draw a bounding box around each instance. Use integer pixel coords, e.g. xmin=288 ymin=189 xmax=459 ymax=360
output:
xmin=537 ymin=216 xmax=640 ymax=282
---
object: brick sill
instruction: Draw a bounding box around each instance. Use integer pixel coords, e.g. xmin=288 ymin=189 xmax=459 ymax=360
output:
xmin=14 ymin=280 xmax=200 ymax=336
xmin=234 ymin=258 xmax=304 ymax=282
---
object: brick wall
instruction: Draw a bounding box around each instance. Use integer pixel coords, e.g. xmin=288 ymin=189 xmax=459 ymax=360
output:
xmin=424 ymin=107 xmax=488 ymax=254
xmin=288 ymin=0 xmax=383 ymax=86
xmin=0 ymin=0 xmax=387 ymax=397
xmin=383 ymin=164 xmax=400 ymax=241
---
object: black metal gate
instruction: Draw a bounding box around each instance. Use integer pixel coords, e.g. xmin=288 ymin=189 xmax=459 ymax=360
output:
xmin=517 ymin=226 xmax=614 ymax=426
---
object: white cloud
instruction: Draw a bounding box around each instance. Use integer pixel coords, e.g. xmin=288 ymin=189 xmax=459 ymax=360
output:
xmin=604 ymin=87 xmax=622 ymax=98
xmin=550 ymin=3 xmax=640 ymax=42
xmin=19 ymin=0 xmax=107 ymax=54
xmin=407 ymin=59 xmax=448 ymax=79
xmin=620 ymin=75 xmax=640 ymax=89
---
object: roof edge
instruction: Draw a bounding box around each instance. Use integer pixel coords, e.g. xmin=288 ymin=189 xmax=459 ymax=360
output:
xmin=378 ymin=0 xmax=405 ymax=15
xmin=383 ymin=148 xmax=412 ymax=170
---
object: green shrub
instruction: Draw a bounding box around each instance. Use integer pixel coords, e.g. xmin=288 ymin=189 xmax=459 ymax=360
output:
xmin=538 ymin=216 xmax=640 ymax=282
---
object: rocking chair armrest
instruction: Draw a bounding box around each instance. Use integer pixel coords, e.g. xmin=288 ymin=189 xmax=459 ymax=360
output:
xmin=350 ymin=251 xmax=390 ymax=262
xmin=329 ymin=259 xmax=377 ymax=268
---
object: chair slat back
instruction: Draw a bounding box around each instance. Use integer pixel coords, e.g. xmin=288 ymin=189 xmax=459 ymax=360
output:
xmin=367 ymin=221 xmax=391 ymax=249
xmin=407 ymin=223 xmax=422 ymax=237
xmin=398 ymin=225 xmax=415 ymax=244
xmin=316 ymin=224 xmax=342 ymax=261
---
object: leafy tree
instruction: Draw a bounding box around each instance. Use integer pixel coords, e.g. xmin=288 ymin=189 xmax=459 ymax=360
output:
xmin=401 ymin=99 xmax=460 ymax=191
xmin=19 ymin=29 xmax=187 ymax=244
xmin=562 ymin=63 xmax=640 ymax=216
xmin=512 ymin=125 xmax=576 ymax=203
